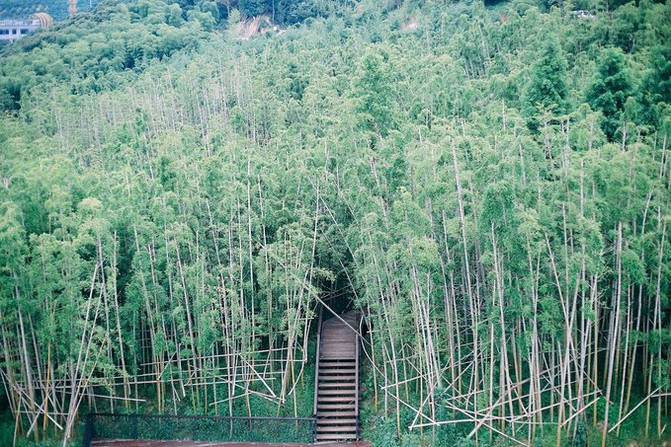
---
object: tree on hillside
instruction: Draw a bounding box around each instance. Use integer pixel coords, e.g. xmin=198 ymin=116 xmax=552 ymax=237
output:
xmin=239 ymin=0 xmax=267 ymax=17
xmin=586 ymin=47 xmax=633 ymax=140
xmin=522 ymin=37 xmax=569 ymax=130
xmin=274 ymin=0 xmax=326 ymax=24
xmin=639 ymin=44 xmax=670 ymax=125
xmin=353 ymin=48 xmax=398 ymax=141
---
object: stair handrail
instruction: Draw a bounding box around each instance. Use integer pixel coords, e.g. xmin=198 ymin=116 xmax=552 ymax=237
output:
xmin=313 ymin=303 xmax=324 ymax=420
xmin=355 ymin=317 xmax=361 ymax=440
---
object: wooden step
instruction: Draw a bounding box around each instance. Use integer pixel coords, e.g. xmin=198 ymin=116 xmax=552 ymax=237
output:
xmin=318 ymin=389 xmax=357 ymax=396
xmin=317 ymin=418 xmax=358 ymax=425
xmin=321 ymin=343 xmax=355 ymax=348
xmin=317 ymin=403 xmax=356 ymax=410
xmin=318 ymin=396 xmax=356 ymax=403
xmin=319 ymin=375 xmax=355 ymax=381
xmin=317 ymin=411 xmax=356 ymax=417
xmin=321 ymin=353 xmax=356 ymax=360
xmin=319 ymin=369 xmax=356 ymax=375
xmin=319 ymin=361 xmax=355 ymax=367
xmin=319 ymin=386 xmax=355 ymax=391
xmin=319 ymin=382 xmax=355 ymax=388
xmin=316 ymin=425 xmax=357 ymax=433
xmin=315 ymin=433 xmax=357 ymax=440
xmin=319 ymin=374 xmax=356 ymax=385
xmin=320 ymin=348 xmax=356 ymax=355
xmin=318 ymin=379 xmax=356 ymax=384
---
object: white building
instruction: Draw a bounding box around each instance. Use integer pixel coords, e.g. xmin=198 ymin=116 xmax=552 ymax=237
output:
xmin=0 ymin=13 xmax=52 ymax=42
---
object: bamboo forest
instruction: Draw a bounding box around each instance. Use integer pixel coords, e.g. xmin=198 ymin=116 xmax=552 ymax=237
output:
xmin=0 ymin=1 xmax=669 ymax=446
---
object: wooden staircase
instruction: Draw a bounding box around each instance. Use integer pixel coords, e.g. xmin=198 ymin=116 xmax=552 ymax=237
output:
xmin=314 ymin=311 xmax=362 ymax=442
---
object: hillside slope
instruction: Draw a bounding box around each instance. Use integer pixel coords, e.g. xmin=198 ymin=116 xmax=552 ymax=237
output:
xmin=0 ymin=1 xmax=669 ymax=446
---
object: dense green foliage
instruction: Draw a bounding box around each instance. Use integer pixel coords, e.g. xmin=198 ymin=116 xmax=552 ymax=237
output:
xmin=0 ymin=0 xmax=104 ymax=21
xmin=0 ymin=1 xmax=209 ymax=111
xmin=0 ymin=0 xmax=343 ymax=25
xmin=0 ymin=0 xmax=669 ymax=446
